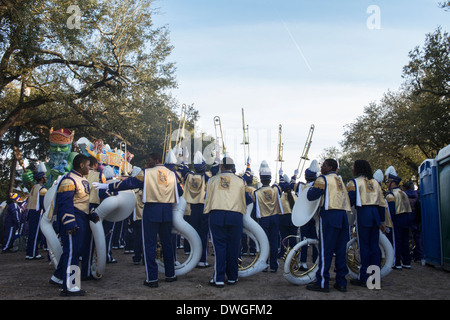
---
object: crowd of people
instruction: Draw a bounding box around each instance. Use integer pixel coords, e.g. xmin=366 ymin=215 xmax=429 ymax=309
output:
xmin=1 ymin=141 xmax=423 ymax=297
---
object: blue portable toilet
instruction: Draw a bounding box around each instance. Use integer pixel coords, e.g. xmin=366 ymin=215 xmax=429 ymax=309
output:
xmin=437 ymin=144 xmax=450 ymax=271
xmin=419 ymin=159 xmax=441 ymax=266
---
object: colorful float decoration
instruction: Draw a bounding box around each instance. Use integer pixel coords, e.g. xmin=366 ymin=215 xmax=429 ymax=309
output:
xmin=76 ymin=137 xmax=133 ymax=177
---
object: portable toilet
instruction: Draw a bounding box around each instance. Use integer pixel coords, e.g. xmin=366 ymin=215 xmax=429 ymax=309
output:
xmin=437 ymin=144 xmax=450 ymax=271
xmin=419 ymin=159 xmax=441 ymax=266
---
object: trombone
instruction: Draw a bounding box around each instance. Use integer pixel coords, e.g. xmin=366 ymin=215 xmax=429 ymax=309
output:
xmin=119 ymin=141 xmax=129 ymax=178
xmin=174 ymin=104 xmax=188 ymax=155
xmin=296 ymin=124 xmax=315 ymax=179
xmin=213 ymin=116 xmax=226 ymax=157
xmin=275 ymin=124 xmax=284 ymax=183
xmin=162 ymin=117 xmax=172 ymax=164
xmin=241 ymin=108 xmax=250 ymax=164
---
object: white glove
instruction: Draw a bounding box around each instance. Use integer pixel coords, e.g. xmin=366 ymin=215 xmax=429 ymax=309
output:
xmin=279 ymin=169 xmax=283 ymax=176
xmin=246 ymin=157 xmax=251 ymax=166
xmin=92 ymin=182 xmax=109 ymax=190
xmin=294 ymin=169 xmax=299 ymax=177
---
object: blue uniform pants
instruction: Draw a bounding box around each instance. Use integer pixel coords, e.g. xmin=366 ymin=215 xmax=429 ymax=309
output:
xmin=142 ymin=216 xmax=174 ymax=282
xmin=259 ymin=215 xmax=280 ymax=271
xmin=189 ymin=203 xmax=210 ymax=263
xmin=55 ymin=211 xmax=88 ymax=291
xmin=26 ymin=210 xmax=42 ymax=257
xmin=209 ymin=211 xmax=243 ymax=284
xmin=315 ymin=212 xmax=349 ymax=289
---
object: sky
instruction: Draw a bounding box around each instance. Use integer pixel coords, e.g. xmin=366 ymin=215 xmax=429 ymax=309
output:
xmin=151 ymin=0 xmax=450 ymax=181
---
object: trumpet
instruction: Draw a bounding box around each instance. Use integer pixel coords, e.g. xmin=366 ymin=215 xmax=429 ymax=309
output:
xmin=162 ymin=117 xmax=172 ymax=164
xmin=241 ymin=108 xmax=250 ymax=164
xmin=296 ymin=124 xmax=315 ymax=179
xmin=213 ymin=116 xmax=226 ymax=157
xmin=275 ymin=124 xmax=284 ymax=183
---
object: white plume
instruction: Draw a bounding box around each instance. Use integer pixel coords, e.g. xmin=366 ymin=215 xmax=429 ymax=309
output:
xmin=165 ymin=150 xmax=177 ymax=164
xmin=308 ymin=160 xmax=320 ymax=173
xmin=194 ymin=151 xmax=205 ymax=165
xmin=259 ymin=160 xmax=271 ymax=176
xmin=103 ymin=166 xmax=115 ymax=180
xmin=384 ymin=166 xmax=397 ymax=177
xmin=373 ymin=169 xmax=384 ymax=183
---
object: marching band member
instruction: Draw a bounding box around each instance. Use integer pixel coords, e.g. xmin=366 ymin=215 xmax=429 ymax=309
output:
xmin=83 ymin=155 xmax=107 ymax=278
xmin=131 ymin=167 xmax=144 ymax=265
xmin=385 ymin=166 xmax=413 ymax=270
xmin=99 ymin=165 xmax=118 ymax=264
xmin=346 ymin=160 xmax=386 ymax=287
xmin=374 ymin=169 xmax=394 ymax=244
xmin=298 ymin=161 xmax=320 ymax=270
xmin=2 ymin=193 xmax=21 ymax=253
xmin=277 ymin=173 xmax=297 ymax=260
xmin=253 ymin=161 xmax=282 ymax=273
xmin=52 ymin=154 xmax=100 ymax=296
xmin=25 ymin=167 xmax=47 ymax=260
xmin=94 ymin=152 xmax=182 ymax=288
xmin=180 ymin=151 xmax=212 ymax=268
xmin=204 ymin=156 xmax=251 ymax=288
xmin=306 ymin=159 xmax=351 ymax=293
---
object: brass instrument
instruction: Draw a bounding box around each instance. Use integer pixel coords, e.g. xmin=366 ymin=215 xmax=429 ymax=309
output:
xmin=275 ymin=124 xmax=284 ymax=183
xmin=296 ymin=124 xmax=315 ymax=179
xmin=119 ymin=141 xmax=129 ymax=177
xmin=162 ymin=117 xmax=172 ymax=163
xmin=241 ymin=108 xmax=250 ymax=164
xmin=213 ymin=116 xmax=226 ymax=156
xmin=174 ymin=104 xmax=188 ymax=158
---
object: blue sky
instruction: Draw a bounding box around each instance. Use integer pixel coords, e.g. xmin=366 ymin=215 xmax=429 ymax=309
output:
xmin=152 ymin=0 xmax=450 ymax=179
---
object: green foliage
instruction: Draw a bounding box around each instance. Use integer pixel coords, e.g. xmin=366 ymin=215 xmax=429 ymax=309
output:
xmin=341 ymin=28 xmax=450 ymax=182
xmin=0 ymin=0 xmax=199 ymax=197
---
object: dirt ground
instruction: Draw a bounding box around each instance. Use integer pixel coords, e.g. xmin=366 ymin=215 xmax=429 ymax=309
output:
xmin=1 ymin=244 xmax=449 ymax=303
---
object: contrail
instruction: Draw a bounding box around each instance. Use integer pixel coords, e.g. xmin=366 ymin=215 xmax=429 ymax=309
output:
xmin=282 ymin=20 xmax=313 ymax=73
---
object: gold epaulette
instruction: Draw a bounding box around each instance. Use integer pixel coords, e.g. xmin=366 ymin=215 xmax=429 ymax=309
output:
xmin=39 ymin=188 xmax=48 ymax=196
xmin=346 ymin=180 xmax=356 ymax=192
xmin=58 ymin=179 xmax=76 ymax=193
xmin=312 ymin=176 xmax=326 ymax=190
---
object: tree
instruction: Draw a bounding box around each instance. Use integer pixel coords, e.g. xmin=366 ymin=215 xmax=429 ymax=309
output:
xmin=341 ymin=27 xmax=450 ymax=181
xmin=0 ymin=0 xmax=198 ymax=196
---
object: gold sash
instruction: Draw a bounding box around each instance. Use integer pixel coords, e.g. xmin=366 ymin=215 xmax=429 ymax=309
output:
xmin=323 ymin=173 xmax=351 ymax=211
xmin=255 ymin=186 xmax=283 ymax=218
xmin=203 ymin=172 xmax=246 ymax=214
xmin=143 ymin=165 xmax=178 ymax=204
xmin=184 ymin=173 xmax=207 ymax=204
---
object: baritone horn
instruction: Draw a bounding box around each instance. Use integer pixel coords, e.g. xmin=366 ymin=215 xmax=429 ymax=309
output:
xmin=296 ymin=124 xmax=315 ymax=179
xmin=213 ymin=116 xmax=226 ymax=156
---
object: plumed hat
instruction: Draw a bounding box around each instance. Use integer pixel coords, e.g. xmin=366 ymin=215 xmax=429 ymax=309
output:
xmin=385 ymin=166 xmax=401 ymax=183
xmin=305 ymin=160 xmax=320 ymax=180
xmin=373 ymin=169 xmax=384 ymax=184
xmin=259 ymin=160 xmax=271 ymax=180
